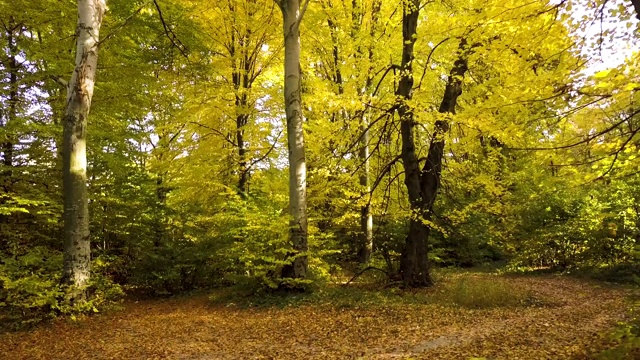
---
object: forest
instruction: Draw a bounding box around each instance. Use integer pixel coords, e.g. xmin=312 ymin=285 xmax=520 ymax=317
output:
xmin=1 ymin=0 xmax=640 ymax=358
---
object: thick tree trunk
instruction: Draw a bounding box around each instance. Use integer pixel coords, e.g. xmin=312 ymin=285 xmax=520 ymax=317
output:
xmin=278 ymin=0 xmax=308 ymax=280
xmin=395 ymin=0 xmax=433 ymax=287
xmin=62 ymin=0 xmax=106 ymax=297
xmin=397 ymin=31 xmax=471 ymax=287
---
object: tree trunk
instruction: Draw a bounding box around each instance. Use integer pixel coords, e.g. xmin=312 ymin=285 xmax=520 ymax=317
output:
xmin=0 ymin=22 xmax=19 ymax=233
xmin=632 ymin=0 xmax=640 ymax=19
xmin=231 ymin=16 xmax=252 ymax=198
xmin=277 ymin=0 xmax=308 ymax=280
xmin=397 ymin=27 xmax=471 ymax=287
xmin=62 ymin=0 xmax=106 ymax=298
xmin=356 ymin=0 xmax=381 ymax=264
xmin=236 ymin=109 xmax=249 ymax=197
xmin=3 ymin=27 xmax=17 ymax=170
xmin=395 ymin=0 xmax=433 ymax=287
xmin=154 ymin=174 xmax=167 ymax=248
xmin=357 ymin=117 xmax=373 ymax=263
xmin=422 ymin=45 xmax=468 ymax=209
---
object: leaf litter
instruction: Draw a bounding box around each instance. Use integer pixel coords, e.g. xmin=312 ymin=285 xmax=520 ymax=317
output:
xmin=0 ymin=274 xmax=634 ymax=359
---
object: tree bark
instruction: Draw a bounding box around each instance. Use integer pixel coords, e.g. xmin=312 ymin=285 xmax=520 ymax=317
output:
xmin=395 ymin=0 xmax=433 ymax=287
xmin=234 ymin=64 xmax=251 ymax=198
xmin=277 ymin=0 xmax=309 ymax=280
xmin=397 ymin=24 xmax=471 ymax=287
xmin=154 ymin=174 xmax=167 ymax=248
xmin=3 ymin=27 xmax=17 ymax=170
xmin=356 ymin=0 xmax=381 ymax=264
xmin=62 ymin=0 xmax=106 ymax=298
xmin=631 ymin=0 xmax=640 ymax=19
xmin=230 ymin=4 xmax=253 ymax=198
xmin=357 ymin=116 xmax=373 ymax=263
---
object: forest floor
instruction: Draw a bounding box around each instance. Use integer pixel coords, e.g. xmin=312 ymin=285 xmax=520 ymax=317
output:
xmin=0 ymin=271 xmax=637 ymax=360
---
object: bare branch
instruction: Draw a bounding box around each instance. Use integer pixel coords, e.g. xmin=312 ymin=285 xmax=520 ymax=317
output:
xmin=153 ymin=0 xmax=189 ymax=58
xmin=246 ymin=130 xmax=284 ymax=169
xmin=189 ymin=121 xmax=237 ymax=147
xmin=508 ymin=108 xmax=640 ymax=151
xmin=416 ymin=37 xmax=451 ymax=90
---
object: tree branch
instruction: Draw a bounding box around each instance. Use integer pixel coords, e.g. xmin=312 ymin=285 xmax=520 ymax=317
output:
xmin=153 ymin=0 xmax=189 ymax=58
xmin=508 ymin=108 xmax=640 ymax=151
xmin=298 ymin=0 xmax=312 ymax=23
xmin=100 ymin=1 xmax=152 ymax=44
xmin=342 ymin=266 xmax=391 ymax=286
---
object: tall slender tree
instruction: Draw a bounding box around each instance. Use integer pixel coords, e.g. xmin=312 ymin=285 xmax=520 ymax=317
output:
xmin=355 ymin=0 xmax=381 ymax=263
xmin=274 ymin=0 xmax=310 ymax=280
xmin=62 ymin=0 xmax=106 ymax=298
xmin=1 ymin=19 xmax=18 ymax=171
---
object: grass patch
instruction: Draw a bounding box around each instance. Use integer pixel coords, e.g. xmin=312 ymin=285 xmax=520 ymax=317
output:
xmin=209 ymin=271 xmax=545 ymax=310
xmin=208 ymin=283 xmax=418 ymax=309
xmin=434 ymin=275 xmax=536 ymax=308
xmin=502 ymin=262 xmax=640 ymax=287
xmin=570 ymin=264 xmax=640 ymax=286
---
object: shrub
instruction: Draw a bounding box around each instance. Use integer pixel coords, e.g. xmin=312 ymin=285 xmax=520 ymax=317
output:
xmin=0 ymin=248 xmax=123 ymax=326
xmin=0 ymin=247 xmax=64 ymax=324
xmin=595 ymin=302 xmax=640 ymax=359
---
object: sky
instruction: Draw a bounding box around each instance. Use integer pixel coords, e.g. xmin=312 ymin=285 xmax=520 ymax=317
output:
xmin=571 ymin=0 xmax=639 ymax=74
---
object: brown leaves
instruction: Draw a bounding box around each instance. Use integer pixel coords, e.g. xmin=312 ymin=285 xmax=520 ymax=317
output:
xmin=0 ymin=274 xmax=633 ymax=359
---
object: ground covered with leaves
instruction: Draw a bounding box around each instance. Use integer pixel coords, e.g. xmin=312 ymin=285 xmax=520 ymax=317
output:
xmin=0 ymin=273 xmax=635 ymax=359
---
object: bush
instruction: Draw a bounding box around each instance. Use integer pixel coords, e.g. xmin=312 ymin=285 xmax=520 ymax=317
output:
xmin=595 ymin=302 xmax=640 ymax=359
xmin=0 ymin=248 xmax=123 ymax=326
xmin=0 ymin=247 xmax=64 ymax=324
xmin=571 ymin=263 xmax=640 ymax=286
xmin=127 ymin=240 xmax=228 ymax=295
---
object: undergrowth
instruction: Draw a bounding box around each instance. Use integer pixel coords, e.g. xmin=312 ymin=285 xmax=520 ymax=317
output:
xmin=434 ymin=275 xmax=538 ymax=308
xmin=594 ymin=299 xmax=640 ymax=359
xmin=209 ymin=271 xmax=545 ymax=310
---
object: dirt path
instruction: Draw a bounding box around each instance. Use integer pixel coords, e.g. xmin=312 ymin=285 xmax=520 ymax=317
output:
xmin=0 ymin=275 xmax=633 ymax=359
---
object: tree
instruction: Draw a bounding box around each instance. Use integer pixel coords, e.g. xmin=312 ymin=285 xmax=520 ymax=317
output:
xmin=355 ymin=0 xmax=382 ymax=264
xmin=629 ymin=0 xmax=640 ymax=18
xmin=274 ymin=0 xmax=310 ymax=281
xmin=311 ymin=0 xmax=383 ymax=263
xmin=62 ymin=0 xmax=107 ymax=298
xmin=395 ymin=0 xmax=433 ymax=287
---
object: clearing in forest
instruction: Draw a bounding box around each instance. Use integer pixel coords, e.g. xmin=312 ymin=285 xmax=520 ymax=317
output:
xmin=0 ymin=273 xmax=635 ymax=360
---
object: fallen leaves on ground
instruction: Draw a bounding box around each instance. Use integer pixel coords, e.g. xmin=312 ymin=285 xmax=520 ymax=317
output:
xmin=0 ymin=274 xmax=634 ymax=359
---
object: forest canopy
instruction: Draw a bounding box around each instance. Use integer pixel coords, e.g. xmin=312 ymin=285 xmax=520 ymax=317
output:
xmin=0 ymin=0 xmax=639 ymax=324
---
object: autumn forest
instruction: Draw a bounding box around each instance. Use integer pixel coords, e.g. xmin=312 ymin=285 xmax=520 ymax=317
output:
xmin=1 ymin=0 xmax=640 ymax=358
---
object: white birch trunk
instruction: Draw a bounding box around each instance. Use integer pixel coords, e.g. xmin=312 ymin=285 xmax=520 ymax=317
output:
xmin=278 ymin=0 xmax=308 ymax=279
xmin=62 ymin=0 xmax=106 ymax=296
xmin=358 ymin=116 xmax=373 ymax=263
